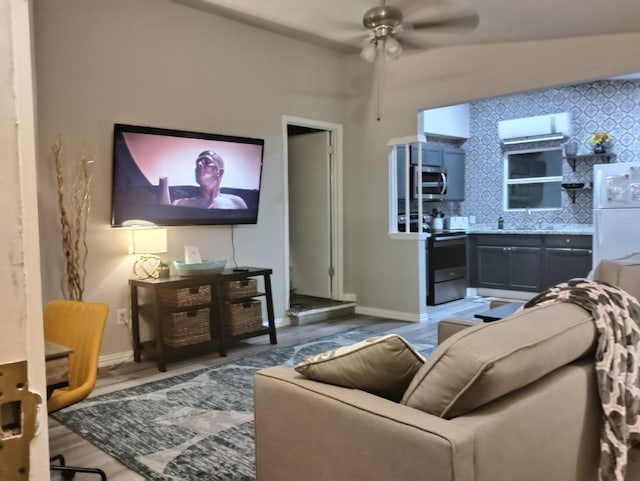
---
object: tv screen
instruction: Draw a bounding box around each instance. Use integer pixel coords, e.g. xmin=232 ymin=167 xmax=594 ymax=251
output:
xmin=111 ymin=123 xmax=264 ymax=226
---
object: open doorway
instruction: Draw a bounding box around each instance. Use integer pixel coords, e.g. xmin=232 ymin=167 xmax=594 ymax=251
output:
xmin=283 ymin=116 xmax=347 ymax=321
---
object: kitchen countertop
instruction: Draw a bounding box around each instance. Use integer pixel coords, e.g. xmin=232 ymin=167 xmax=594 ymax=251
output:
xmin=468 ymin=223 xmax=593 ymax=235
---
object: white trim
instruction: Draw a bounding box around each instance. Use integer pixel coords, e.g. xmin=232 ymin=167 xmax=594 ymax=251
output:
xmin=354 ymin=305 xmax=428 ymax=323
xmin=98 ymin=350 xmax=134 ymax=368
xmin=342 ymin=292 xmax=357 ymax=302
xmin=282 ymin=116 xmax=345 ymax=306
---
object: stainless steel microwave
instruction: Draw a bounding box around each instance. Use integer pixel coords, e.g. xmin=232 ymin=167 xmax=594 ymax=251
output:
xmin=412 ymin=166 xmax=448 ymax=200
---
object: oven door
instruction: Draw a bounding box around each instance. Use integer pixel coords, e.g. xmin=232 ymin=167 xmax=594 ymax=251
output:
xmin=412 ymin=167 xmax=447 ymax=200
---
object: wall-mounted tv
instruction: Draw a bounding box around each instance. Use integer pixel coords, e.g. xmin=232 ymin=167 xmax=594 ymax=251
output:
xmin=111 ymin=123 xmax=264 ymax=226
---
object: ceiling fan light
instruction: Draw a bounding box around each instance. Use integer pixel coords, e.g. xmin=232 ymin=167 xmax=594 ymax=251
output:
xmin=384 ymin=37 xmax=402 ymax=61
xmin=360 ymin=41 xmax=378 ymax=62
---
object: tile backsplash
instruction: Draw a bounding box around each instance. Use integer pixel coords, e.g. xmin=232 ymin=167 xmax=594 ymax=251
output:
xmin=429 ymin=79 xmax=640 ymax=227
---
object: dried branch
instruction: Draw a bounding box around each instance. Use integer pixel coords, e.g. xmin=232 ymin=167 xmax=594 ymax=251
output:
xmin=52 ymin=138 xmax=94 ymax=301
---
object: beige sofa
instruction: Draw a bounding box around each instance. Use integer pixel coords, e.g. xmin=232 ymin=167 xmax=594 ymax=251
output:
xmin=254 ymin=261 xmax=640 ymax=481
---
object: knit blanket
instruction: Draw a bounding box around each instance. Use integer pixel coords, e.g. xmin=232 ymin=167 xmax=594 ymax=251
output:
xmin=522 ymin=279 xmax=640 ymax=481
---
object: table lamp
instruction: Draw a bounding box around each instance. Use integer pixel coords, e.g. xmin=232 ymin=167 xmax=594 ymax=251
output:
xmin=127 ymin=226 xmax=168 ymax=279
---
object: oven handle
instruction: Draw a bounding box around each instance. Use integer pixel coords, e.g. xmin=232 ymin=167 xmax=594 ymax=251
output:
xmin=433 ymin=235 xmax=467 ymax=242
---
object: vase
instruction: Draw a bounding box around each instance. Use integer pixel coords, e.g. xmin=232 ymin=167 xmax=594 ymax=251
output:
xmin=593 ymin=144 xmax=606 ymax=154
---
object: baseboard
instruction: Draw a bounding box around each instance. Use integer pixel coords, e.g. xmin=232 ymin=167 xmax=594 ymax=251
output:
xmin=354 ymin=305 xmax=428 ymax=323
xmin=341 ymin=292 xmax=357 ymax=302
xmin=99 ymin=350 xmax=133 ymax=368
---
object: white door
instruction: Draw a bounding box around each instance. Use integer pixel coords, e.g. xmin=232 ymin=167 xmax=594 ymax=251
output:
xmin=288 ymin=131 xmax=332 ymax=298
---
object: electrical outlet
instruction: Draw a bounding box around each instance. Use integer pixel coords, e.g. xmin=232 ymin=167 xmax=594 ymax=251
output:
xmin=116 ymin=308 xmax=128 ymax=325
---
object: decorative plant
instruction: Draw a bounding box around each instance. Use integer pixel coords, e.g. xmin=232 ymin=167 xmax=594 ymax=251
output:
xmin=590 ymin=131 xmax=611 ymax=146
xmin=52 ymin=138 xmax=94 ymax=301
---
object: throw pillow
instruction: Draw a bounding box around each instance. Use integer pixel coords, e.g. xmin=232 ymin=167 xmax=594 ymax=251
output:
xmin=401 ymin=302 xmax=597 ymax=418
xmin=295 ymin=334 xmax=425 ymax=402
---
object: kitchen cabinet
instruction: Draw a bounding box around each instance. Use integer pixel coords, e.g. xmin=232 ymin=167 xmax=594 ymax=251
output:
xmin=470 ymin=235 xmax=542 ymax=291
xmin=542 ymin=235 xmax=592 ymax=287
xmin=442 ymin=147 xmax=465 ymax=201
xmin=469 ymin=234 xmax=593 ymax=293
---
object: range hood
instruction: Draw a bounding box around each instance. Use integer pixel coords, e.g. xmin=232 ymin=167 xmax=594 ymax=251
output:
xmin=498 ymin=112 xmax=572 ymax=145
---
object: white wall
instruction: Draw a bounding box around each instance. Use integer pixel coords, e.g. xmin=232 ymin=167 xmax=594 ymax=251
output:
xmin=33 ymin=0 xmax=640 ymax=356
xmin=33 ymin=0 xmax=348 ymax=358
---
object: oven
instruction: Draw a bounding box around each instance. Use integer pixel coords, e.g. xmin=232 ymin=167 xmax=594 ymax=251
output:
xmin=427 ymin=232 xmax=467 ymax=305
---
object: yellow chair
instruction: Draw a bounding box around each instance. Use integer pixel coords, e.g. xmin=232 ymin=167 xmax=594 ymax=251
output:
xmin=44 ymin=299 xmax=109 ymax=480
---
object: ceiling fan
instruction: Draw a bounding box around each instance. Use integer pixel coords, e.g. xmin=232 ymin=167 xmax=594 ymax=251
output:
xmin=356 ymin=0 xmax=480 ymax=62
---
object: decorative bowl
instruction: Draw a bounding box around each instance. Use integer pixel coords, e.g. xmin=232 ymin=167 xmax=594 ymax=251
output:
xmin=173 ymin=259 xmax=226 ymax=276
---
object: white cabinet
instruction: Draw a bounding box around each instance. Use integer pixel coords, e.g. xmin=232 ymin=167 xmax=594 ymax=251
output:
xmin=420 ymin=104 xmax=470 ymax=140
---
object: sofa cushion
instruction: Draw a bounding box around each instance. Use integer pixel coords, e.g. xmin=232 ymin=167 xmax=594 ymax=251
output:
xmin=295 ymin=334 xmax=425 ymax=402
xmin=593 ymin=255 xmax=640 ymax=302
xmin=401 ymin=302 xmax=597 ymax=418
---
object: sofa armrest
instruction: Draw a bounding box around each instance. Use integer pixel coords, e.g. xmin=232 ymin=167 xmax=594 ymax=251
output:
xmin=438 ymin=318 xmax=480 ymax=344
xmin=254 ymin=366 xmax=475 ymax=481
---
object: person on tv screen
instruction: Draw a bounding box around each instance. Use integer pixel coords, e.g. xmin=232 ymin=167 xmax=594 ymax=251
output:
xmin=172 ymin=150 xmax=247 ymax=209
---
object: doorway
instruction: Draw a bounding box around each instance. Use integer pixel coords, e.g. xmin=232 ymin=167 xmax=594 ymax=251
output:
xmin=283 ymin=116 xmax=344 ymax=316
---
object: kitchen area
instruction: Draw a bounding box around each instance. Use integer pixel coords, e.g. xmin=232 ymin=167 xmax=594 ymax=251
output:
xmin=389 ymin=76 xmax=640 ymax=310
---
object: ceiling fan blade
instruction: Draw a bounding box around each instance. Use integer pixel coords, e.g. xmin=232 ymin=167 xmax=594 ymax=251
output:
xmin=410 ymin=10 xmax=479 ymax=32
xmin=391 ymin=0 xmax=450 ymax=19
xmin=397 ymin=34 xmax=436 ymax=51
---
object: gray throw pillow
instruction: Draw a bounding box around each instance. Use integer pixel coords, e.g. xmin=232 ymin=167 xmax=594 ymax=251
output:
xmin=295 ymin=334 xmax=425 ymax=402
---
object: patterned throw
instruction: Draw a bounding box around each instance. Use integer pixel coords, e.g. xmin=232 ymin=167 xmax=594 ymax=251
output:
xmin=522 ymin=279 xmax=640 ymax=481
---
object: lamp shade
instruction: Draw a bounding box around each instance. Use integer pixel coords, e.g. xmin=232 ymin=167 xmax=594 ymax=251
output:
xmin=128 ymin=228 xmax=167 ymax=255
xmin=384 ymin=37 xmax=402 ymax=61
xmin=360 ymin=41 xmax=378 ymax=62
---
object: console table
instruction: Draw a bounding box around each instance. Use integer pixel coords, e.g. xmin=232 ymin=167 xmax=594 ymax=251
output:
xmin=129 ymin=267 xmax=277 ymax=371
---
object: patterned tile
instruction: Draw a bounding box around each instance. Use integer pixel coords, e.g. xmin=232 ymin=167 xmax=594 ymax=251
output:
xmin=428 ymin=79 xmax=640 ymax=226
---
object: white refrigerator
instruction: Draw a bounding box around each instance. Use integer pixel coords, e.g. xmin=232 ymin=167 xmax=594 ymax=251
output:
xmin=593 ymin=162 xmax=640 ymax=268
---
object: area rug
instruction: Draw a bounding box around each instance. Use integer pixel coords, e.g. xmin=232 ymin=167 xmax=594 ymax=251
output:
xmin=53 ymin=329 xmax=436 ymax=481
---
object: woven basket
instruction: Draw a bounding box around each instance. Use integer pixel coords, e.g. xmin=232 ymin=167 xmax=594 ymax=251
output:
xmin=162 ymin=308 xmax=211 ymax=347
xmin=159 ymin=285 xmax=211 ymax=308
xmin=224 ymin=279 xmax=257 ymax=299
xmin=225 ymin=300 xmax=263 ymax=335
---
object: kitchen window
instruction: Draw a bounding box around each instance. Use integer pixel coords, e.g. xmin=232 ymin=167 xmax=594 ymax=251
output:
xmin=504 ymin=148 xmax=563 ymax=210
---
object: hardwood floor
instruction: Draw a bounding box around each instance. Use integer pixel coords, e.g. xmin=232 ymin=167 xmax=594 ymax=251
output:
xmin=48 ymin=297 xmax=493 ymax=480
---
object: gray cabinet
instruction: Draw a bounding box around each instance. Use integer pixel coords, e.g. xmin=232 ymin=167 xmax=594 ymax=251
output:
xmin=542 ymin=235 xmax=592 ymax=287
xmin=443 ymin=147 xmax=465 ymax=201
xmin=470 ymin=235 xmax=542 ymax=291
xmin=469 ymin=234 xmax=593 ymax=293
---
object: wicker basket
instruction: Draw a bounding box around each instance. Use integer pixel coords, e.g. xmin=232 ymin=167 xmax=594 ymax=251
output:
xmin=225 ymin=300 xmax=263 ymax=335
xmin=159 ymin=285 xmax=211 ymax=308
xmin=162 ymin=308 xmax=211 ymax=347
xmin=224 ymin=278 xmax=257 ymax=299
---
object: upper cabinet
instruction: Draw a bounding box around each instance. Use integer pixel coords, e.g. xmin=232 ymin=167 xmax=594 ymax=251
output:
xmin=420 ymin=104 xmax=470 ymax=140
xmin=442 ymin=147 xmax=465 ymax=201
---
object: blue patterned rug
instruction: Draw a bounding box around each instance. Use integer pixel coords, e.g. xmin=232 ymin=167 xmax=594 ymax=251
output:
xmin=53 ymin=329 xmax=436 ymax=480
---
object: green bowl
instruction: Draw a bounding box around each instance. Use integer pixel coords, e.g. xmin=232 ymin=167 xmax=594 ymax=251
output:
xmin=173 ymin=259 xmax=226 ymax=276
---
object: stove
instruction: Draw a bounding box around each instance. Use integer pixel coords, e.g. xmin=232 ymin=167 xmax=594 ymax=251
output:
xmin=427 ymin=230 xmax=468 ymax=305
xmin=397 ymin=213 xmax=430 ymax=233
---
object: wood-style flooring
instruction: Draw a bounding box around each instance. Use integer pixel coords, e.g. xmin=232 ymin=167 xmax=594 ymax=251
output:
xmin=48 ymin=297 xmax=494 ymax=480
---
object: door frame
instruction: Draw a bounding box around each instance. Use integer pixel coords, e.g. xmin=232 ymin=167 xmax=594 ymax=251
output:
xmin=282 ymin=115 xmax=344 ymax=310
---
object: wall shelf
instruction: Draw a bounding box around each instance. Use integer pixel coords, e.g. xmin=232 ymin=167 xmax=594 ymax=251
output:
xmin=562 ymin=186 xmax=592 ymax=203
xmin=564 ymin=153 xmax=615 ymax=171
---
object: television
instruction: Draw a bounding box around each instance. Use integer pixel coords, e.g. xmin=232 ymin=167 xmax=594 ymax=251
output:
xmin=111 ymin=123 xmax=264 ymax=226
